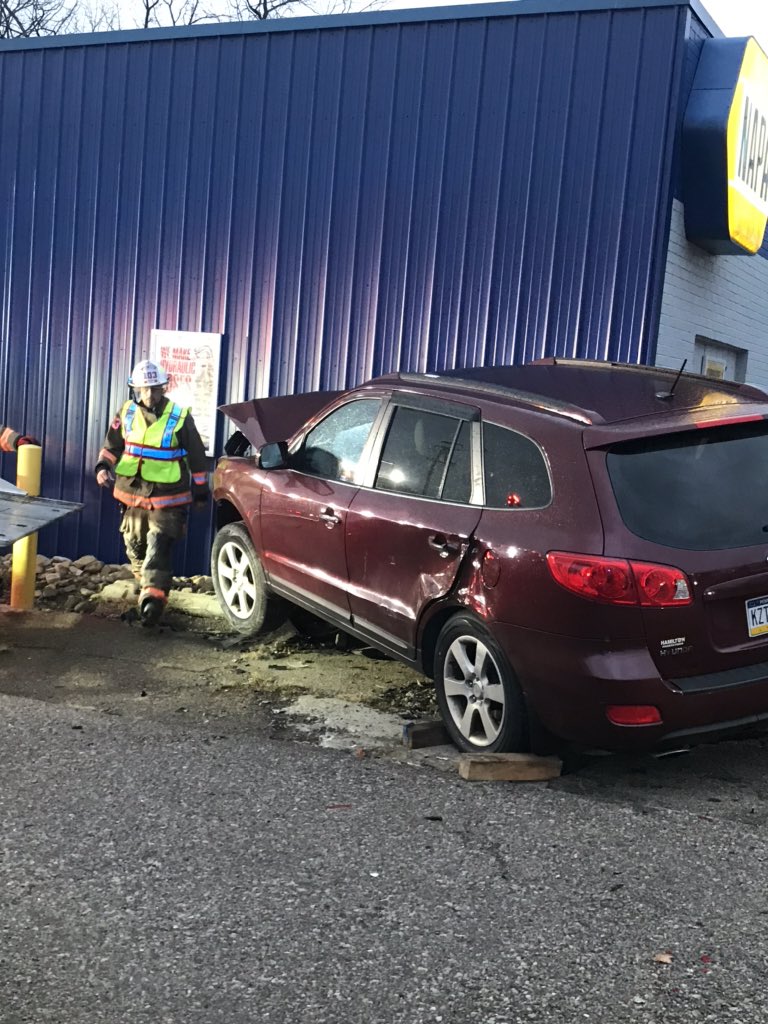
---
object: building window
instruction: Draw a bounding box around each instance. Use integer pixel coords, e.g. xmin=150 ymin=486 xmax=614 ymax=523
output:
xmin=694 ymin=336 xmax=748 ymax=383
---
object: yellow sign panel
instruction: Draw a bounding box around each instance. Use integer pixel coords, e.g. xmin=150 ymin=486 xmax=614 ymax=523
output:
xmin=727 ymin=38 xmax=768 ymax=253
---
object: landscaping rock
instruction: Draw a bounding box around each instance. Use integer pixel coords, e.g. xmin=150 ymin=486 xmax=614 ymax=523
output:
xmin=0 ymin=552 xmax=217 ymax=618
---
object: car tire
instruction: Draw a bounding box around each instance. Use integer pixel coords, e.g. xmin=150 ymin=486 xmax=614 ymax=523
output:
xmin=434 ymin=615 xmax=527 ymax=753
xmin=211 ymin=523 xmax=284 ymax=635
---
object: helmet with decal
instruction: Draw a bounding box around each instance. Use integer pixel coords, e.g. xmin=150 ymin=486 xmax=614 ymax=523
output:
xmin=128 ymin=360 xmax=169 ymax=388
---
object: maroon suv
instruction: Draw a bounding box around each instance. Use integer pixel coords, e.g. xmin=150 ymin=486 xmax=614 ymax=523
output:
xmin=211 ymin=359 xmax=768 ymax=754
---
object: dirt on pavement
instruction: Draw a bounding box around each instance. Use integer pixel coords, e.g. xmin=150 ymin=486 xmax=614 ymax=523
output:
xmin=0 ymin=586 xmax=439 ymax=752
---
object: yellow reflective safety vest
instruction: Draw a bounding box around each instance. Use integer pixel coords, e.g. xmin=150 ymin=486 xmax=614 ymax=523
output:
xmin=115 ymin=400 xmax=189 ymax=484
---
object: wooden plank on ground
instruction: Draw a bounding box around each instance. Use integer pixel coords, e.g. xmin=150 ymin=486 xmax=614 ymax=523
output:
xmin=458 ymin=752 xmax=562 ymax=782
xmin=402 ymin=720 xmax=452 ymax=749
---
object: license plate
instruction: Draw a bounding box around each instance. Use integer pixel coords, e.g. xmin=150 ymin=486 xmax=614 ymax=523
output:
xmin=746 ymin=595 xmax=768 ymax=638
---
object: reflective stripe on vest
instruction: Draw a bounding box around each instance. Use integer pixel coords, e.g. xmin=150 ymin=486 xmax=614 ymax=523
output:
xmin=123 ymin=403 xmax=137 ymax=434
xmin=113 ymin=486 xmax=193 ymax=510
xmin=115 ymin=401 xmax=189 ymax=485
xmin=124 ymin=442 xmax=188 ymax=461
xmin=0 ymin=426 xmax=19 ymax=452
xmin=162 ymin=404 xmax=183 ymax=448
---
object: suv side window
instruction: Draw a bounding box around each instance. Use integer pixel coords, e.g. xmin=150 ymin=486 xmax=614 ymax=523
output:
xmin=374 ymin=407 xmax=471 ymax=501
xmin=483 ymin=422 xmax=551 ymax=508
xmin=295 ymin=399 xmax=380 ymax=482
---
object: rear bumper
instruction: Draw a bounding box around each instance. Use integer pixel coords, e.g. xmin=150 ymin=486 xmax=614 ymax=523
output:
xmin=493 ymin=623 xmax=768 ymax=751
xmin=668 ymin=658 xmax=768 ymax=694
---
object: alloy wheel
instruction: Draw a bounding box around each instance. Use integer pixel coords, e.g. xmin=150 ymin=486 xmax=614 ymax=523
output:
xmin=442 ymin=634 xmax=506 ymax=747
xmin=216 ymin=540 xmax=258 ymax=620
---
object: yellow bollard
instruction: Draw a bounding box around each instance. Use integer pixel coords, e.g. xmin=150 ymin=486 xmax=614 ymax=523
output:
xmin=10 ymin=444 xmax=42 ymax=611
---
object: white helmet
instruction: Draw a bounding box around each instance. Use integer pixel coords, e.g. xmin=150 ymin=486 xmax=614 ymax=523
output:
xmin=128 ymin=359 xmax=169 ymax=388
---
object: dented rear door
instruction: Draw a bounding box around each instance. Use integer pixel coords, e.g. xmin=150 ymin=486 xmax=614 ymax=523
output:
xmin=345 ymin=398 xmax=481 ymax=658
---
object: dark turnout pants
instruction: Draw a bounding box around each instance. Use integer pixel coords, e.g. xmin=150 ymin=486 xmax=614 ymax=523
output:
xmin=119 ymin=507 xmax=187 ymax=596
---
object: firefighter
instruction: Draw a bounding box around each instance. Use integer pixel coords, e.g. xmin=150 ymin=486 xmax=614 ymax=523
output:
xmin=1 ymin=427 xmax=39 ymax=453
xmin=95 ymin=359 xmax=209 ymax=626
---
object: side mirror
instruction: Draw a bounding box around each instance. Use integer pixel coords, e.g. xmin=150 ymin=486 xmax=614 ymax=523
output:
xmin=259 ymin=440 xmax=289 ymax=470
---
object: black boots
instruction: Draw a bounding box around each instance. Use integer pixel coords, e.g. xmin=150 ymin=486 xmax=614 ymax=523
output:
xmin=139 ymin=596 xmax=165 ymax=627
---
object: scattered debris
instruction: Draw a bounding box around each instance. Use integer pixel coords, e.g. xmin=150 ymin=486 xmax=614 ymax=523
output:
xmin=370 ymin=677 xmax=438 ymax=717
xmin=653 ymin=952 xmax=673 ymax=965
xmin=219 ymin=635 xmax=251 ymax=650
xmin=0 ymin=551 xmax=443 ymax=758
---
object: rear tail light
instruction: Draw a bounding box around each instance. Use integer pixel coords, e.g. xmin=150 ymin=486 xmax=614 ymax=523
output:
xmin=546 ymin=552 xmax=692 ymax=607
xmin=606 ymin=705 xmax=662 ymax=726
xmin=630 ymin=561 xmax=692 ymax=606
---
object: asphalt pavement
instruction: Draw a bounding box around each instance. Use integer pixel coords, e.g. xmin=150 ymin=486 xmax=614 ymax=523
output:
xmin=2 ymin=689 xmax=768 ymax=1024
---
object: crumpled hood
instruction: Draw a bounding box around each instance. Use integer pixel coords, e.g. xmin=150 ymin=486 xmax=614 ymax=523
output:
xmin=219 ymin=391 xmax=342 ymax=449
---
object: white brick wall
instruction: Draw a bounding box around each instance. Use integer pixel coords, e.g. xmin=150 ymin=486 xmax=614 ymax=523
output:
xmin=655 ymin=199 xmax=768 ymax=388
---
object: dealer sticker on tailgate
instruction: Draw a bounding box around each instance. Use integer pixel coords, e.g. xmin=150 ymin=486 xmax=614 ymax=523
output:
xmin=746 ymin=595 xmax=768 ymax=637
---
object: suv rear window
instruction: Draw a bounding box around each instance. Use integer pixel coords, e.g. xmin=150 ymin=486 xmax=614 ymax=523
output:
xmin=483 ymin=423 xmax=551 ymax=509
xmin=607 ymin=422 xmax=768 ymax=549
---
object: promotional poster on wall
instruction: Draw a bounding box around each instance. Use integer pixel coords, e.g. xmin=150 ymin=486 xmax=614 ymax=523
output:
xmin=150 ymin=330 xmax=222 ymax=457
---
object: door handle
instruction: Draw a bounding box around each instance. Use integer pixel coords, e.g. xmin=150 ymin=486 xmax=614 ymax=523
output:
xmin=428 ymin=533 xmax=460 ymax=559
xmin=319 ymin=507 xmax=341 ymax=528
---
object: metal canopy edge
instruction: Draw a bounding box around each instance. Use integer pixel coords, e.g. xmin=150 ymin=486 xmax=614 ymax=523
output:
xmin=0 ymin=494 xmax=84 ymax=548
xmin=0 ymin=1 xmax=719 ymax=53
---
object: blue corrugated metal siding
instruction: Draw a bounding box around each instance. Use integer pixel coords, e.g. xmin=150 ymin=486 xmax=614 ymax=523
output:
xmin=0 ymin=3 xmax=689 ymax=570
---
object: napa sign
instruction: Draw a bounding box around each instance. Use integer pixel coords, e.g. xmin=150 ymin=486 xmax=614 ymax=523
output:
xmin=683 ymin=37 xmax=768 ymax=255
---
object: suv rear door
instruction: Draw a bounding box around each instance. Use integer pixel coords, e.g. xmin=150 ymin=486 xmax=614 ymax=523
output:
xmin=345 ymin=394 xmax=482 ymax=658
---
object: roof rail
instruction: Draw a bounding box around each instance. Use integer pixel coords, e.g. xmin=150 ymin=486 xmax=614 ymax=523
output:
xmin=388 ymin=372 xmax=597 ymax=425
xmin=528 ymin=356 xmax=748 ymax=389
